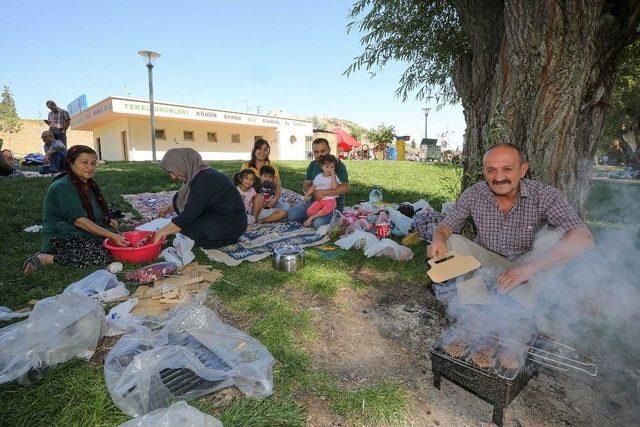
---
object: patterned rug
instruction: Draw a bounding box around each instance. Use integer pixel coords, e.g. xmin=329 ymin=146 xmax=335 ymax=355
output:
xmin=122 ymin=189 xmax=325 ymax=266
xmin=203 ymin=221 xmax=329 ymax=266
xmin=122 ymin=191 xmax=177 ymax=219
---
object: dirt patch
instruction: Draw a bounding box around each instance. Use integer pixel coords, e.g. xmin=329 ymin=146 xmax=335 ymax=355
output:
xmin=293 ymin=279 xmax=628 ymax=426
xmin=90 ymin=335 xmax=120 ymax=366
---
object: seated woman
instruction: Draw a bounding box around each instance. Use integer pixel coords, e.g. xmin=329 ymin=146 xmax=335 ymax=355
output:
xmin=241 ymin=139 xmax=289 ymax=210
xmin=0 ymin=149 xmax=21 ymax=177
xmin=152 ymin=148 xmax=247 ymax=249
xmin=23 ymin=145 xmax=128 ymax=274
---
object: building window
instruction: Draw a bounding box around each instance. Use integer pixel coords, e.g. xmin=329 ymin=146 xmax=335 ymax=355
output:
xmin=254 ymin=135 xmax=263 ymax=142
xmin=155 ymin=129 xmax=166 ymax=140
xmin=231 ymin=133 xmax=241 ymax=144
xmin=207 ymin=132 xmax=218 ymax=143
xmin=183 ymin=130 xmax=194 ymax=141
xmin=305 ymin=136 xmax=313 ymax=159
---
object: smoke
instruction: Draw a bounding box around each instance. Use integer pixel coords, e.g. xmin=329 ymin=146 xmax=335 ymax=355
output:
xmin=433 ymin=185 xmax=640 ymax=423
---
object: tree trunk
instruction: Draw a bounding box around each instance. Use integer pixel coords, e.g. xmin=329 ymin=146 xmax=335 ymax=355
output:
xmin=452 ymin=0 xmax=640 ymax=217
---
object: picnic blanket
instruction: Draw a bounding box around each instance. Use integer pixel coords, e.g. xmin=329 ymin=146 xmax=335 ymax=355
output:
xmin=122 ymin=191 xmax=177 ymax=219
xmin=203 ymin=221 xmax=329 ymax=266
xmin=123 ymin=189 xmax=304 ymax=219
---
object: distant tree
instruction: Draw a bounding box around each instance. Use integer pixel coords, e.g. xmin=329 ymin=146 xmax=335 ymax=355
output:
xmin=347 ymin=0 xmax=640 ymax=215
xmin=0 ymin=85 xmax=22 ymax=138
xmin=312 ymin=115 xmax=329 ymax=131
xmin=349 ymin=125 xmax=367 ymax=141
xmin=602 ymin=39 xmax=640 ymax=164
xmin=367 ymin=123 xmax=395 ymax=146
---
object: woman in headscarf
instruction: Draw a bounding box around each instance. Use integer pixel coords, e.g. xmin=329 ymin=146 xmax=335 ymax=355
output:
xmin=152 ymin=148 xmax=247 ymax=248
xmin=23 ymin=145 xmax=129 ymax=274
xmin=240 ymin=138 xmax=289 ymax=210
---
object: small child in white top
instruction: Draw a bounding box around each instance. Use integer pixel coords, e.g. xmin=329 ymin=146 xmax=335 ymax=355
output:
xmin=303 ymin=154 xmax=341 ymax=227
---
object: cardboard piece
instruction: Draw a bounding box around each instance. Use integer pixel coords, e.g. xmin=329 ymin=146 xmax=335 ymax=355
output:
xmin=457 ymin=277 xmax=493 ymax=305
xmin=427 ymin=251 xmax=481 ymax=283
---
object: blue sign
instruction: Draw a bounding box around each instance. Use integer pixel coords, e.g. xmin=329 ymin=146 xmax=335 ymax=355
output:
xmin=67 ymin=94 xmax=88 ymax=116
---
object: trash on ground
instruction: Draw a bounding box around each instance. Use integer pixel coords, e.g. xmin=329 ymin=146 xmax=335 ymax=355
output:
xmin=64 ymin=270 xmax=130 ymax=303
xmin=0 ymin=292 xmax=105 ymax=385
xmin=23 ymin=225 xmax=42 ymax=233
xmin=108 ymin=262 xmax=124 ymax=274
xmin=130 ymin=262 xmax=222 ymax=317
xmin=104 ymin=304 xmax=275 ymax=416
xmin=118 ymin=401 xmax=222 ymax=427
xmin=161 ymin=233 xmax=195 ymax=267
xmin=106 ymin=299 xmax=141 ymax=337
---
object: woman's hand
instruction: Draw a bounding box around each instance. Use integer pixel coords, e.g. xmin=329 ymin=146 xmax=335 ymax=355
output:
xmin=158 ymin=203 xmax=174 ymax=218
xmin=110 ymin=233 xmax=130 ymax=247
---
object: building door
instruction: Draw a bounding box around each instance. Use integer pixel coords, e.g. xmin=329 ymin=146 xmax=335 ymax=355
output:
xmin=121 ymin=131 xmax=129 ymax=161
xmin=96 ymin=138 xmax=102 ymax=160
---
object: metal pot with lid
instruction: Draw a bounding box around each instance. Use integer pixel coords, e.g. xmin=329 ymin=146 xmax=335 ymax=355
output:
xmin=272 ymin=245 xmax=304 ymax=272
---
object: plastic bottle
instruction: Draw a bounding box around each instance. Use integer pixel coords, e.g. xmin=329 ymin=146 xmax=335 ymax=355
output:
xmin=369 ymin=187 xmax=383 ymax=204
xmin=375 ymin=209 xmax=391 ymax=238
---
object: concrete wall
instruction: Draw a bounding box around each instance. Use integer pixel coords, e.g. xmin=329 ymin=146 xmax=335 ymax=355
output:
xmin=94 ymin=117 xmax=287 ymax=161
xmin=0 ymin=119 xmax=93 ymax=156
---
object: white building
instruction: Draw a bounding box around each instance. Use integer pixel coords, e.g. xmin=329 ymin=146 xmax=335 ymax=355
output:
xmin=70 ymin=97 xmax=314 ymax=161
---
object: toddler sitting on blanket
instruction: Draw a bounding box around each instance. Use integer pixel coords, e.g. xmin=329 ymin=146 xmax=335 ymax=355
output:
xmin=303 ymin=154 xmax=341 ymax=227
xmin=233 ymin=169 xmax=287 ymax=225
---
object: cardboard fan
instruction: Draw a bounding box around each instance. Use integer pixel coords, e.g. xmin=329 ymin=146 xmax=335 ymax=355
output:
xmin=427 ymin=251 xmax=481 ymax=283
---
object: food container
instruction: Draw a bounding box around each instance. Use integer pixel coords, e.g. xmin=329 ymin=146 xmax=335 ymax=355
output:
xmin=272 ymin=245 xmax=304 ymax=273
xmin=103 ymin=231 xmax=166 ymax=264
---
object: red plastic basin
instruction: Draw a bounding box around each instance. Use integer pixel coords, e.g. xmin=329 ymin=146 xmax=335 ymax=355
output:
xmin=103 ymin=230 xmax=165 ymax=264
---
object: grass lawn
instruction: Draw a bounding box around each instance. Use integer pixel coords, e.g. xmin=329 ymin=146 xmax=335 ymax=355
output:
xmin=0 ymin=160 xmax=637 ymax=426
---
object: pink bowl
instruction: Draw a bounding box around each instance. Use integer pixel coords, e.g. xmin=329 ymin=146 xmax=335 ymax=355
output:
xmin=103 ymin=231 xmax=165 ymax=264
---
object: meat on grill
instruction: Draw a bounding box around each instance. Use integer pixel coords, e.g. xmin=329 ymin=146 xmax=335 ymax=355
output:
xmin=443 ymin=341 xmax=468 ymax=358
xmin=472 ymin=345 xmax=497 ymax=368
xmin=498 ymin=351 xmax=520 ymax=370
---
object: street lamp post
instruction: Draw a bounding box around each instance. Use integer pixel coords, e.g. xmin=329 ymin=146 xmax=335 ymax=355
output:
xmin=138 ymin=50 xmax=161 ymax=161
xmin=422 ymin=107 xmax=432 ymax=139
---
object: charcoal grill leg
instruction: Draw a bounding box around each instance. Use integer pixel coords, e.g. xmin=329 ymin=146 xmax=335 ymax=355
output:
xmin=433 ymin=373 xmax=441 ymax=390
xmin=492 ymin=406 xmax=504 ymax=427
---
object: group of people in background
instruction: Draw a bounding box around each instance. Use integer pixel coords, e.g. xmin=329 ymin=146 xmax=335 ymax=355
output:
xmin=23 ymin=135 xmax=351 ymax=275
xmin=1 ymin=100 xmax=70 ymax=178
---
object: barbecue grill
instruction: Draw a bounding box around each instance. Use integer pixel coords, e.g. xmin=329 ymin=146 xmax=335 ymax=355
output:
xmin=429 ymin=325 xmax=597 ymax=426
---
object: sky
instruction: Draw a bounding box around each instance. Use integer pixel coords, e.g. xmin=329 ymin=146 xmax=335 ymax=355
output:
xmin=0 ymin=0 xmax=466 ymax=149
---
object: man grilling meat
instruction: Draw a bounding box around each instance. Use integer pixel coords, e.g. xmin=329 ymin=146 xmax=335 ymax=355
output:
xmin=428 ymin=143 xmax=594 ymax=293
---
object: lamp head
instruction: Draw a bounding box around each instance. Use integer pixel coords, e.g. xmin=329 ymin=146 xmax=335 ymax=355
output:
xmin=138 ymin=50 xmax=161 ymax=66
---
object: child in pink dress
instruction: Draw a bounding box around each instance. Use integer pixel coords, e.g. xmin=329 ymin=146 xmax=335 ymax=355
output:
xmin=303 ymin=154 xmax=341 ymax=227
xmin=233 ymin=169 xmax=287 ymax=225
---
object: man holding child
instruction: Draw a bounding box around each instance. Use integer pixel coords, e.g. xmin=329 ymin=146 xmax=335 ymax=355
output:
xmin=288 ymin=138 xmax=350 ymax=228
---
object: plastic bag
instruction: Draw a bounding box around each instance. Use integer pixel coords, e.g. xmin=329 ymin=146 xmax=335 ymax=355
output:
xmin=161 ymin=233 xmax=195 ymax=267
xmin=64 ymin=270 xmax=129 ymax=303
xmin=412 ymin=199 xmax=432 ymax=212
xmin=124 ymin=262 xmax=178 ymax=285
xmin=106 ymin=299 xmax=143 ymax=337
xmin=105 ymin=304 xmax=275 ymax=416
xmin=364 ymin=238 xmax=414 ymax=261
xmin=387 ymin=208 xmax=412 ymax=236
xmin=119 ymin=401 xmax=222 ymax=427
xmin=335 ymin=230 xmax=379 ymax=251
xmin=0 ymin=306 xmax=30 ymax=321
xmin=0 ymin=292 xmax=105 ymax=385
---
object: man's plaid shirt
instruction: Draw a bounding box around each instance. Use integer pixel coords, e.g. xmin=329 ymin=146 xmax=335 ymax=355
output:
xmin=47 ymin=108 xmax=70 ymax=130
xmin=442 ymin=179 xmax=584 ymax=261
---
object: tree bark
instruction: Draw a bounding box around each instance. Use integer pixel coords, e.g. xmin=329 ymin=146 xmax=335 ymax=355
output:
xmin=452 ymin=0 xmax=640 ymax=217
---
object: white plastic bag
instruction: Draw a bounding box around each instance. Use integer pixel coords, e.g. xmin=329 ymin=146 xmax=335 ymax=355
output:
xmin=161 ymin=233 xmax=195 ymax=267
xmin=105 ymin=305 xmax=275 ymax=416
xmin=119 ymin=401 xmax=222 ymax=427
xmin=106 ymin=299 xmax=142 ymax=337
xmin=0 ymin=292 xmax=105 ymax=385
xmin=364 ymin=238 xmax=414 ymax=261
xmin=387 ymin=208 xmax=412 ymax=236
xmin=64 ymin=270 xmax=129 ymax=303
xmin=0 ymin=306 xmax=30 ymax=321
xmin=335 ymin=230 xmax=379 ymax=251
xmin=412 ymin=199 xmax=432 ymax=212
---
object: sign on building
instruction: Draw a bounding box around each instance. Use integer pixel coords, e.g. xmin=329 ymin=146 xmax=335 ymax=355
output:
xmin=67 ymin=95 xmax=88 ymax=116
